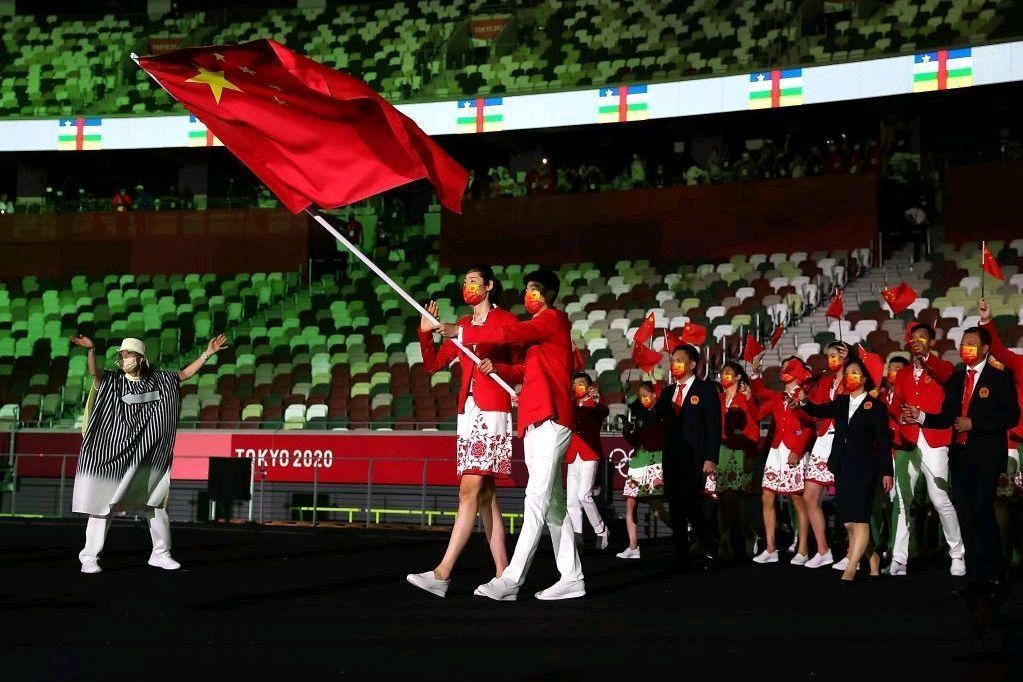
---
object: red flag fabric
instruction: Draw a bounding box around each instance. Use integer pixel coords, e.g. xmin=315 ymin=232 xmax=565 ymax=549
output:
xmin=680 ymin=322 xmax=708 ymax=346
xmin=825 ymin=289 xmax=844 ymax=319
xmin=982 ymin=244 xmax=1005 ymax=281
xmin=742 ymin=332 xmax=765 ymax=363
xmin=881 ymin=282 xmax=918 ymax=315
xmin=572 ymin=344 xmax=586 ymax=372
xmin=633 ymin=313 xmax=656 ymax=346
xmin=136 ymin=40 xmax=468 ymax=213
xmin=663 ymin=328 xmax=683 ymax=354
xmin=769 ymin=324 xmax=785 ymax=349
xmin=632 ymin=344 xmax=664 ymax=374
xmin=856 ymin=344 xmax=884 ymax=387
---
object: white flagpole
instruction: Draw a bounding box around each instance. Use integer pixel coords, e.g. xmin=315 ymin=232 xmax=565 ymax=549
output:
xmin=306 ymin=209 xmax=516 ymax=398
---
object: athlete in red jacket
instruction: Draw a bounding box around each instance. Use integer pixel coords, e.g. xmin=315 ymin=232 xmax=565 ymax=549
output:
xmin=438 ymin=268 xmax=584 ymax=602
xmin=566 ymin=371 xmax=610 ymax=549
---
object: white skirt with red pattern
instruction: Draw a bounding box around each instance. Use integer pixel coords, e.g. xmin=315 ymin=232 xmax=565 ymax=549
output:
xmin=996 ymin=448 xmax=1021 ymax=498
xmin=455 ymin=396 xmax=513 ymax=479
xmin=804 ymin=432 xmax=835 ymax=487
xmin=761 ymin=444 xmax=806 ymax=495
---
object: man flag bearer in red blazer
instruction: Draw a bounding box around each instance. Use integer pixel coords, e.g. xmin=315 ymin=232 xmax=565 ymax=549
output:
xmin=436 ymin=269 xmax=584 ymax=601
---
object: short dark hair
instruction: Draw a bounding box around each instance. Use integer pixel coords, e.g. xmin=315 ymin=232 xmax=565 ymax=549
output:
xmin=721 ymin=360 xmax=751 ymax=386
xmin=845 ymin=357 xmax=876 ymax=392
xmin=638 ymin=381 xmax=656 ymax=394
xmin=672 ymin=344 xmax=700 ymax=364
xmin=962 ymin=326 xmax=991 ymax=347
xmin=825 ymin=341 xmax=848 ymax=353
xmin=888 ymin=356 xmax=910 ymax=369
xmin=571 ymin=371 xmax=592 ymax=385
xmin=466 ymin=263 xmax=502 ymax=302
xmin=523 ymin=269 xmax=560 ymax=302
xmin=908 ymin=322 xmax=936 ymax=341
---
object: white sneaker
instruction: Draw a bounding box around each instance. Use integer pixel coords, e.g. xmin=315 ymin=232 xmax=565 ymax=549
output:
xmin=147 ymin=553 xmax=181 ymax=570
xmin=753 ymin=550 xmax=779 ymax=564
xmin=474 ymin=576 xmax=518 ymax=602
xmin=596 ymin=530 xmax=610 ymax=551
xmin=406 ymin=571 xmax=450 ymax=598
xmin=790 ymin=553 xmax=809 ymax=566
xmin=616 ymin=546 xmax=641 ymax=559
xmin=950 ymin=557 xmax=966 ymax=577
xmin=80 ymin=558 xmax=102 ymax=574
xmin=787 ymin=537 xmax=798 ymax=553
xmin=832 ymin=557 xmax=849 ymax=571
xmin=885 ymin=559 xmax=907 ymax=576
xmin=535 ymin=578 xmax=586 ymax=601
xmin=805 ymin=550 xmax=834 ymax=569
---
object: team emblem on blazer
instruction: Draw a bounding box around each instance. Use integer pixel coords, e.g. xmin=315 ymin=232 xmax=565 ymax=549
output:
xmin=690 ymin=395 xmax=700 ymax=405
xmin=924 ymin=375 xmax=931 ymax=384
xmin=978 ymin=387 xmax=990 ymax=399
xmin=863 ymin=400 xmax=873 ymax=410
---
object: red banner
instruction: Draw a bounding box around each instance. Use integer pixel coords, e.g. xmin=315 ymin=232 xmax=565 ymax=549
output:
xmin=469 ymin=17 xmax=509 ymax=41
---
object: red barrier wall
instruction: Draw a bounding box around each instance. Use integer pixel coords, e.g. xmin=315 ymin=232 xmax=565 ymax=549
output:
xmin=0 ymin=208 xmax=309 ymax=278
xmin=3 ymin=430 xmax=637 ymax=489
xmin=944 ymin=161 xmax=1023 ymax=244
xmin=441 ymin=174 xmax=879 ymax=267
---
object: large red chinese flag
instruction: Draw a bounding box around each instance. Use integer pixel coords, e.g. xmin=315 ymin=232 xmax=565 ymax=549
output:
xmin=982 ymin=243 xmax=1004 ymax=281
xmin=825 ymin=290 xmax=844 ymax=320
xmin=633 ymin=313 xmax=656 ymax=346
xmin=881 ymin=282 xmax=918 ymax=315
xmin=136 ymin=40 xmax=468 ymax=213
xmin=680 ymin=322 xmax=708 ymax=346
xmin=632 ymin=344 xmax=664 ymax=374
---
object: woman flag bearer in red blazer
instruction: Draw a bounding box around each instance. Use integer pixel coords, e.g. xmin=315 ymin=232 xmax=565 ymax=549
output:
xmin=406 ymin=264 xmax=523 ymax=598
xmin=750 ymin=356 xmax=816 ymax=565
xmin=566 ymin=372 xmax=611 ymax=550
xmin=437 ymin=269 xmax=585 ymax=601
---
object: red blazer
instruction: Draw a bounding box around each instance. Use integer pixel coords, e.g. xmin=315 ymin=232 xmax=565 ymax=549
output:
xmin=982 ymin=320 xmax=1023 ymax=444
xmin=418 ymin=306 xmax=523 ymax=413
xmin=807 ymin=372 xmax=843 ymax=436
xmin=568 ymin=397 xmax=609 ymax=461
xmin=751 ymin=378 xmax=816 ymax=455
xmin=889 ymin=354 xmax=954 ymax=449
xmin=721 ymin=390 xmax=760 ymax=452
xmin=461 ymin=307 xmax=574 ymax=437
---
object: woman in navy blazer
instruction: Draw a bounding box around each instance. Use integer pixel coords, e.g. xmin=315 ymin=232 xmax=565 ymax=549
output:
xmin=799 ymin=358 xmax=894 ymax=584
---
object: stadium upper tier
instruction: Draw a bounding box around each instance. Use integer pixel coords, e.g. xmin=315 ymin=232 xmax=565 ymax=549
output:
xmin=4 ymin=242 xmax=1021 ymax=433
xmin=0 ymin=0 xmax=1014 ymax=118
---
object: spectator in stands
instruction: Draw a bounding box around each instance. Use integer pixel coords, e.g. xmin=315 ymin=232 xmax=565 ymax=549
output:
xmin=848 ymin=142 xmax=864 ymax=174
xmin=437 ymin=269 xmax=585 ymax=601
xmin=647 ymin=344 xmax=722 ymax=572
xmin=903 ymin=197 xmax=929 ymax=261
xmin=565 ymin=371 xmax=610 ymax=551
xmin=407 ymin=265 xmax=521 ymax=599
xmin=806 ymin=145 xmax=825 ymax=176
xmin=134 ymin=184 xmax=153 ymax=211
xmin=0 ymin=192 xmax=13 ymax=214
xmin=904 ymin=328 xmax=1020 ymax=597
xmin=825 ymin=138 xmax=846 ymax=175
xmin=345 ymin=211 xmax=364 ymax=248
xmin=790 ymin=154 xmax=807 ymax=179
xmin=465 ymin=169 xmax=478 ymax=199
xmin=707 ymin=147 xmax=724 ymax=182
xmin=888 ymin=322 xmax=964 ymax=577
xmin=70 ymin=333 xmax=228 ymax=574
xmin=799 ymin=357 xmax=894 ymax=584
xmin=735 ymin=151 xmax=757 ymax=180
xmin=619 ymin=381 xmax=672 ymax=559
xmin=684 ymin=161 xmax=707 ymax=186
xmin=652 ymin=164 xmax=668 ymax=188
xmin=611 ymin=168 xmax=633 ymax=191
xmin=112 ymin=187 xmax=132 ymax=212
xmin=629 ymin=153 xmax=646 ymax=186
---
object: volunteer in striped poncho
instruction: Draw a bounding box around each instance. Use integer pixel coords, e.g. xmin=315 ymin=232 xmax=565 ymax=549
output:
xmin=70 ymin=333 xmax=228 ymax=574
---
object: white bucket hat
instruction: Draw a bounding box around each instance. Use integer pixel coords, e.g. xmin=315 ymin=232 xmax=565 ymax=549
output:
xmin=118 ymin=338 xmax=146 ymax=357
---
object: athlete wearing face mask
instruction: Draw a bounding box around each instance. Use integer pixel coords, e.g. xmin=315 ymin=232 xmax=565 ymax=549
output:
xmin=619 ymin=381 xmax=671 ymax=559
xmin=565 ymin=372 xmax=610 ymax=550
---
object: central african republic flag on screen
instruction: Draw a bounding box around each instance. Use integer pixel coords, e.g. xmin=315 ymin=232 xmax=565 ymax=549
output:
xmin=187 ymin=114 xmax=223 ymax=147
xmin=913 ymin=48 xmax=973 ymax=91
xmin=597 ymin=85 xmax=649 ymax=123
xmin=456 ymin=97 xmax=504 ymax=133
xmin=748 ymin=69 xmax=803 ymax=109
xmin=57 ymin=117 xmax=102 ymax=151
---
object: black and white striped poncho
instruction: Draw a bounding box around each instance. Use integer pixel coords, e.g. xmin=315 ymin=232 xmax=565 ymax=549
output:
xmin=72 ymin=370 xmax=182 ymax=516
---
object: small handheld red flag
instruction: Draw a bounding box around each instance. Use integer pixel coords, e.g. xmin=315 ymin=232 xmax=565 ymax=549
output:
xmin=769 ymin=324 xmax=785 ymax=349
xmin=825 ymin=289 xmax=844 ymax=320
xmin=632 ymin=344 xmax=664 ymax=374
xmin=742 ymin=333 xmax=765 ymax=363
xmin=856 ymin=344 xmax=884 ymax=387
xmin=680 ymin=322 xmax=708 ymax=346
xmin=663 ymin=328 xmax=684 ymax=353
xmin=633 ymin=313 xmax=656 ymax=346
xmin=982 ymin=243 xmax=1004 ymax=281
xmin=881 ymin=282 xmax=918 ymax=315
xmin=136 ymin=39 xmax=468 ymax=213
xmin=572 ymin=344 xmax=586 ymax=372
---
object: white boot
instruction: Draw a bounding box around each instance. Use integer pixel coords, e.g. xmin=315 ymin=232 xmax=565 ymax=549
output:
xmin=79 ymin=515 xmax=110 ymax=573
xmin=147 ymin=507 xmax=180 ymax=570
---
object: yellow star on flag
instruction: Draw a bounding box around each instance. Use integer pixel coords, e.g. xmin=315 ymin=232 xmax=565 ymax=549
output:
xmin=185 ymin=67 xmax=242 ymax=104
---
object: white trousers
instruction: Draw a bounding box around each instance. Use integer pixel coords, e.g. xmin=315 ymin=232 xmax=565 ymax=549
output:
xmin=79 ymin=507 xmax=173 ymax=563
xmin=566 ymin=457 xmax=606 ymax=535
xmin=891 ymin=441 xmax=965 ymax=564
xmin=502 ymin=421 xmax=583 ymax=587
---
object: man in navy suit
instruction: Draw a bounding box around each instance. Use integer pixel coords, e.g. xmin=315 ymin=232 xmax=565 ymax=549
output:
xmin=903 ymin=327 xmax=1020 ymax=593
xmin=647 ymin=344 xmax=722 ymax=571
